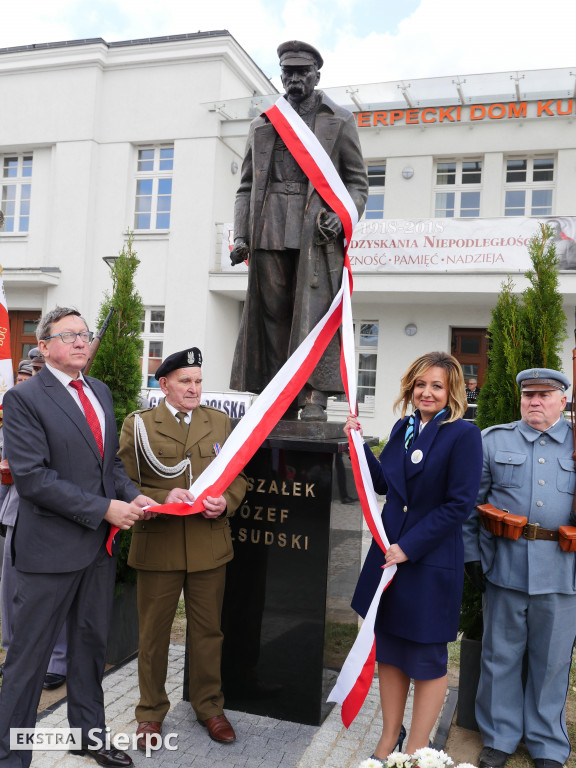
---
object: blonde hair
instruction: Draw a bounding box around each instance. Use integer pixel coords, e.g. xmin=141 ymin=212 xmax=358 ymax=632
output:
xmin=393 ymin=351 xmax=467 ymax=423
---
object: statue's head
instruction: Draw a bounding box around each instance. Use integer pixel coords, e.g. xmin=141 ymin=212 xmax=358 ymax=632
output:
xmin=278 ymin=40 xmax=322 ymax=103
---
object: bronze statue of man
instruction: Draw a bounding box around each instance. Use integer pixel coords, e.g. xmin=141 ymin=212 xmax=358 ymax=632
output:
xmin=229 ymin=41 xmax=368 ymax=421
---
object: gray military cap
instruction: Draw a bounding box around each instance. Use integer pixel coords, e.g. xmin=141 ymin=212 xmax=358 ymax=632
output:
xmin=516 ymin=368 xmax=570 ymax=392
xmin=17 ymin=360 xmax=34 ymax=376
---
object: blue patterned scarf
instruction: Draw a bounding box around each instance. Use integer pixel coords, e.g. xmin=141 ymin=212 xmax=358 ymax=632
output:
xmin=404 ymin=408 xmax=447 ymax=453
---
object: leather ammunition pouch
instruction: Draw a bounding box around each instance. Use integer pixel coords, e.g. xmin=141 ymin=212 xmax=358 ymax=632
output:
xmin=477 ymin=503 xmax=526 ymax=540
xmin=558 ymin=526 xmax=576 ymax=552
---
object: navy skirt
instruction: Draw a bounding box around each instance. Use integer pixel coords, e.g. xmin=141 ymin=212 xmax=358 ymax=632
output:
xmin=376 ymin=631 xmax=448 ymax=680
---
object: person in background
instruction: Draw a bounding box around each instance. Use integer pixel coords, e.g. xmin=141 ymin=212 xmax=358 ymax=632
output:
xmin=28 ymin=346 xmax=45 ymax=374
xmin=463 ymin=368 xmax=576 ymax=768
xmin=466 ymin=376 xmax=481 ymax=402
xmin=0 ymin=358 xmax=68 ymax=690
xmin=346 ymin=351 xmax=482 ymax=762
xmin=15 ymin=361 xmax=33 ymax=384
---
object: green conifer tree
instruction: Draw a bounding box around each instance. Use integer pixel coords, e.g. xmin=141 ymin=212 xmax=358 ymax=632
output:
xmin=475 ymin=223 xmax=566 ymax=431
xmin=475 ymin=277 xmax=523 ymax=429
xmin=90 ymin=233 xmax=144 ymax=435
xmin=520 ymin=224 xmax=565 ymax=372
xmin=90 ymin=233 xmax=144 ymax=587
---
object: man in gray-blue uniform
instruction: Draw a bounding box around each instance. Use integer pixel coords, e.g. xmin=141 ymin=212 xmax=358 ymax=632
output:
xmin=463 ymin=368 xmax=576 ymax=768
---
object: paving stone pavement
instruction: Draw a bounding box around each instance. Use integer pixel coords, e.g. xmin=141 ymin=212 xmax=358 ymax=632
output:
xmin=31 ymin=643 xmax=431 ymax=768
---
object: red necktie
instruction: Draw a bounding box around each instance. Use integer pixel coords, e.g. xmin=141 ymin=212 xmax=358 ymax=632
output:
xmin=69 ymin=379 xmax=104 ymax=458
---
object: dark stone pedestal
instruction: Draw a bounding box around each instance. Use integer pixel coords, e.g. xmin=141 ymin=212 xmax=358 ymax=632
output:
xmin=222 ymin=434 xmax=362 ymax=725
xmin=184 ymin=430 xmax=364 ymax=726
xmin=456 ymin=637 xmax=481 ymax=731
xmin=107 ymin=583 xmax=139 ymax=665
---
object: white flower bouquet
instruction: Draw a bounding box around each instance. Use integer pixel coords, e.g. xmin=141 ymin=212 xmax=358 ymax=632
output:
xmin=359 ymin=748 xmax=477 ymax=768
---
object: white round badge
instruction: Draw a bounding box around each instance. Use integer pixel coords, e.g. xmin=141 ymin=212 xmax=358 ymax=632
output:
xmin=411 ymin=449 xmax=423 ymax=464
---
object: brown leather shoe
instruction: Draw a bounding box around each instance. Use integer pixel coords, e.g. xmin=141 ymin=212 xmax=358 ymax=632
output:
xmin=135 ymin=722 xmax=162 ymax=752
xmin=199 ymin=714 xmax=236 ymax=743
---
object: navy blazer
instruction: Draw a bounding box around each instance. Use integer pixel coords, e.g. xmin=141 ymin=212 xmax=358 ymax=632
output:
xmin=352 ymin=412 xmax=483 ymax=643
xmin=3 ymin=365 xmax=140 ymax=573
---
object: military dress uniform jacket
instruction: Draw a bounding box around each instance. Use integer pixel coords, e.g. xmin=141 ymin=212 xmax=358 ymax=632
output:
xmin=352 ymin=413 xmax=483 ymax=643
xmin=118 ymin=399 xmax=247 ymax=573
xmin=463 ymin=417 xmax=576 ymax=595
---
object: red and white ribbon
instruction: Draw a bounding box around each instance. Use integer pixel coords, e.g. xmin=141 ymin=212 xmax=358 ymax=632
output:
xmin=109 ymin=95 xmax=393 ymax=725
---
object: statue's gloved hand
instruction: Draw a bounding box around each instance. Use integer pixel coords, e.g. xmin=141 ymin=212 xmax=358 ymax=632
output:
xmin=230 ymin=239 xmax=250 ymax=265
xmin=315 ymin=209 xmax=342 ymax=244
xmin=464 ymin=560 xmax=486 ymax=593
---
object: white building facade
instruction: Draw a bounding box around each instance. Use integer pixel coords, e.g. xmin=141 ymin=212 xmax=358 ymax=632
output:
xmin=1 ymin=33 xmax=575 ymax=437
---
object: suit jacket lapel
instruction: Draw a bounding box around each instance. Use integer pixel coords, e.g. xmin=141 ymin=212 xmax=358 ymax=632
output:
xmin=381 ymin=418 xmax=409 ymax=502
xmin=405 ymin=414 xmax=444 ymax=480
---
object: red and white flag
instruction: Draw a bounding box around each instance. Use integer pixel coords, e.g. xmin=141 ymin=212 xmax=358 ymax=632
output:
xmin=0 ymin=268 xmax=13 ymax=404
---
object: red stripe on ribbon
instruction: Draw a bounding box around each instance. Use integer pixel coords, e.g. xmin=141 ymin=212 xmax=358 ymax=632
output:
xmin=106 ymin=502 xmax=204 ymax=554
xmin=265 ymin=103 xmax=355 ymax=251
xmin=348 ymin=430 xmax=387 ymax=555
xmin=341 ymin=639 xmax=376 ymax=728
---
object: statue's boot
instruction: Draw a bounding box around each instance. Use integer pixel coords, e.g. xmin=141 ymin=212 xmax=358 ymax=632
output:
xmin=299 ymin=389 xmax=328 ymax=422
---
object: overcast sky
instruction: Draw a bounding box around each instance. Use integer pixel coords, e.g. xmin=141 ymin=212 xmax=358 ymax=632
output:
xmin=2 ymin=0 xmax=575 ymax=88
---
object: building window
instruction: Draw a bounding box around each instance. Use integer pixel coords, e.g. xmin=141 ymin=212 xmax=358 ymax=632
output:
xmin=140 ymin=308 xmax=165 ymax=387
xmin=504 ymin=156 xmax=554 ymax=216
xmin=1 ymin=154 xmax=32 ymax=233
xmin=365 ymin=164 xmax=385 ymax=219
xmin=434 ymin=159 xmax=481 ymax=218
xmin=134 ymin=146 xmax=173 ymax=230
xmin=331 ymin=321 xmax=379 ymax=408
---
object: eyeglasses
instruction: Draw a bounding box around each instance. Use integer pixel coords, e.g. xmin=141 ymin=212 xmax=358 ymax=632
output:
xmin=43 ymin=331 xmax=94 ymax=344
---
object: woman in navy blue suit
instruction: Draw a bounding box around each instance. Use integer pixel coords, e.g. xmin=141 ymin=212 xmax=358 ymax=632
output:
xmin=346 ymin=351 xmax=483 ymax=761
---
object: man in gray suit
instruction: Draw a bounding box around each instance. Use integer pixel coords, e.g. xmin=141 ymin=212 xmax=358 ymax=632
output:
xmin=0 ymin=306 xmax=153 ymax=768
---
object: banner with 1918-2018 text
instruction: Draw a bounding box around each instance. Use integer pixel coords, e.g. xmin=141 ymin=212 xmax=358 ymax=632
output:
xmin=220 ymin=216 xmax=576 ymax=274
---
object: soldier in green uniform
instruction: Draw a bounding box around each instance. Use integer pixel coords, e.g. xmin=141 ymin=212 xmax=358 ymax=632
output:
xmin=118 ymin=348 xmax=246 ymax=749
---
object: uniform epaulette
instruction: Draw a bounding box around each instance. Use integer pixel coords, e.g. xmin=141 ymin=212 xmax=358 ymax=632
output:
xmin=127 ymin=407 xmax=154 ymax=418
xmin=481 ymin=421 xmax=517 ymax=437
xmin=199 ymin=404 xmax=227 ymax=416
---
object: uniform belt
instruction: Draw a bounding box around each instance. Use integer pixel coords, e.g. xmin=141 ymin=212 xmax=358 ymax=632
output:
xmin=268 ymin=181 xmax=307 ymax=194
xmin=522 ymin=523 xmax=559 ymax=541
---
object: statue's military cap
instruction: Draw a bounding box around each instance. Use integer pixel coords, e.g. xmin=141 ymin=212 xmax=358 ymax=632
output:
xmin=277 ymin=40 xmax=323 ymax=69
xmin=516 ymin=367 xmax=570 ymax=392
xmin=154 ymin=347 xmax=202 ymax=380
